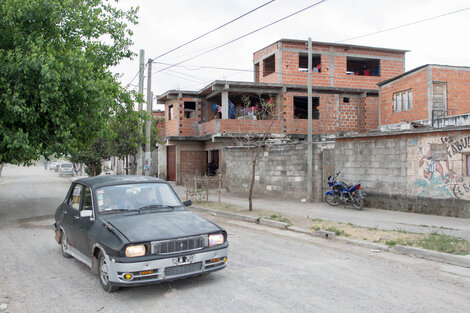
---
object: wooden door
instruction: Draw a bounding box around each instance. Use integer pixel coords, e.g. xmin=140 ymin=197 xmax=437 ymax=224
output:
xmin=167 ymin=146 xmax=176 ymax=181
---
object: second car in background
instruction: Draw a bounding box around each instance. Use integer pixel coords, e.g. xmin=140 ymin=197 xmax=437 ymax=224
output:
xmin=59 ymin=163 xmax=75 ymax=176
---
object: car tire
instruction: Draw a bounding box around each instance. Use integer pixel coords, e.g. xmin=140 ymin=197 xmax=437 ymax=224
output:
xmin=60 ymin=231 xmax=72 ymax=258
xmin=98 ymin=251 xmax=119 ymax=293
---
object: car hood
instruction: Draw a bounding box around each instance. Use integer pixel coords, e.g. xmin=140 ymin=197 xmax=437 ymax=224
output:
xmin=100 ymin=210 xmax=221 ymax=243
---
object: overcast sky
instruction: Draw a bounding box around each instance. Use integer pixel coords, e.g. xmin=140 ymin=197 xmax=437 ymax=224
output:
xmin=113 ymin=0 xmax=470 ymax=102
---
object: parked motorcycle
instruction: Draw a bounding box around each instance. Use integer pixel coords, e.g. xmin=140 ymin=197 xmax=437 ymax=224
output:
xmin=325 ymin=172 xmax=366 ymax=210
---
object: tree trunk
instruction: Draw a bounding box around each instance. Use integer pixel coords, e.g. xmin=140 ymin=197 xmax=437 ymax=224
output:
xmin=0 ymin=163 xmax=4 ymax=177
xmin=125 ymin=155 xmax=129 ymax=175
xmin=131 ymin=154 xmax=137 ymax=175
xmin=248 ymin=159 xmax=256 ymax=211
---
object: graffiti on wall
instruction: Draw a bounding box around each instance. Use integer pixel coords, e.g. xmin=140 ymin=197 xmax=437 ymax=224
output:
xmin=410 ymin=135 xmax=470 ymax=199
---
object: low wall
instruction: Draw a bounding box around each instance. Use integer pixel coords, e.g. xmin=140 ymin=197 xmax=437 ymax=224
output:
xmin=224 ymin=143 xmax=328 ymax=201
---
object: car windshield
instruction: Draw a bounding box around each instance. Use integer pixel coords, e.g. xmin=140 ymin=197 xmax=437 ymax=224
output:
xmin=96 ymin=183 xmax=182 ymax=213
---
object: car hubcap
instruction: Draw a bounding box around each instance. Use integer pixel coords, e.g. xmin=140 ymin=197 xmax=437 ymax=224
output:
xmin=100 ymin=258 xmax=109 ymax=285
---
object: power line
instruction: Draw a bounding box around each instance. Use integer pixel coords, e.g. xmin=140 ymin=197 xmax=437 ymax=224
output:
xmin=125 ymin=1 xmax=275 ymax=89
xmin=150 ymin=0 xmax=276 ymax=62
xmin=153 ymin=0 xmax=329 ymax=74
xmin=339 ymin=6 xmax=470 ymax=43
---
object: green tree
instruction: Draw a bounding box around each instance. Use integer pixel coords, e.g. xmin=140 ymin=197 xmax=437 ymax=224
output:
xmin=111 ymin=106 xmax=161 ymax=175
xmin=0 ymin=0 xmax=138 ymax=174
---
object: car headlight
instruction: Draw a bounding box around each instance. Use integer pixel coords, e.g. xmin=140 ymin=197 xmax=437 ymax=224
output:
xmin=125 ymin=244 xmax=146 ymax=257
xmin=208 ymin=233 xmax=224 ymax=247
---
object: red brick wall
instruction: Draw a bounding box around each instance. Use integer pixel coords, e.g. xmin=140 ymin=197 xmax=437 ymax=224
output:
xmin=254 ymin=41 xmax=405 ymax=90
xmin=219 ymin=119 xmax=282 ymax=134
xmin=282 ymin=92 xmax=362 ymax=134
xmin=179 ymin=150 xmax=206 ymax=179
xmin=431 ymin=67 xmax=470 ymax=116
xmin=379 ymin=68 xmax=429 ymax=125
xmin=360 ymin=96 xmax=379 ymax=132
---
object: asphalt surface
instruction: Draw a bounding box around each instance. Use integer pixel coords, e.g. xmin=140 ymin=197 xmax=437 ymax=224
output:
xmin=1 ymin=165 xmax=470 ymax=312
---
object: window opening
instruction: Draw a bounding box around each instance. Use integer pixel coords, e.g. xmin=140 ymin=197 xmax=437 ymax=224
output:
xmin=169 ymin=104 xmax=174 ymax=120
xmin=346 ymin=57 xmax=380 ymax=76
xmin=184 ymin=101 xmax=196 ymax=118
xmin=299 ymin=53 xmax=321 ymax=72
xmin=393 ymin=90 xmax=413 ymax=112
xmin=343 ymin=97 xmax=350 ymax=103
xmin=83 ymin=186 xmax=92 ymax=211
xmin=293 ymin=96 xmax=319 ymax=119
xmin=254 ymin=63 xmax=260 ymax=82
xmin=69 ymin=184 xmax=83 ymax=210
xmin=263 ymin=55 xmax=275 ymax=76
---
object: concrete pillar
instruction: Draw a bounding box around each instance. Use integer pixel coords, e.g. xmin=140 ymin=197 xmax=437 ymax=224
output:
xmin=221 ymin=90 xmax=229 ymax=119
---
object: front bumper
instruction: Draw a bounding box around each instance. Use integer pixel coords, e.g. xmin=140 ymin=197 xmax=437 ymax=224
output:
xmin=105 ymin=247 xmax=228 ymax=286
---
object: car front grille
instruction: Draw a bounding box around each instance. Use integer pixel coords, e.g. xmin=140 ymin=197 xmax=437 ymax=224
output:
xmin=165 ymin=262 xmax=202 ymax=277
xmin=151 ymin=235 xmax=207 ymax=255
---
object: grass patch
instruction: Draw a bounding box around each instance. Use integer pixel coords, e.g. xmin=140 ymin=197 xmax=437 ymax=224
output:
xmin=416 ymin=232 xmax=470 ymax=255
xmin=267 ymin=214 xmax=292 ymax=226
xmin=324 ymin=226 xmax=350 ymax=237
xmin=386 ymin=232 xmax=470 ymax=255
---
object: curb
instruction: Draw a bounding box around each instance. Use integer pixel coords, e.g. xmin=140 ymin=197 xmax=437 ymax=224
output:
xmin=191 ymin=205 xmax=470 ymax=268
xmin=391 ymin=245 xmax=470 ymax=268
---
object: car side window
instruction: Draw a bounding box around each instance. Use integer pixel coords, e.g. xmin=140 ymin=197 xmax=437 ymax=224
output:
xmin=68 ymin=184 xmax=82 ymax=210
xmin=82 ymin=186 xmax=93 ymax=211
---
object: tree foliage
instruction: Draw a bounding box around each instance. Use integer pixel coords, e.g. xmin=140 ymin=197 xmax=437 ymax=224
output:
xmin=0 ymin=0 xmax=138 ymax=166
xmin=70 ymin=104 xmax=161 ymax=176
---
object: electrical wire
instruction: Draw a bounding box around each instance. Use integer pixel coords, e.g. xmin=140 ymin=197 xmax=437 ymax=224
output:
xmin=125 ymin=1 xmax=275 ymax=88
xmin=150 ymin=0 xmax=276 ymax=62
xmin=153 ymin=0 xmax=329 ymax=74
xmin=339 ymin=6 xmax=470 ymax=43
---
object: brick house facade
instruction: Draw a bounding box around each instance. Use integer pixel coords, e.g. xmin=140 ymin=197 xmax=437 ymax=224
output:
xmin=156 ymin=39 xmax=408 ymax=183
xmin=378 ymin=65 xmax=470 ymax=130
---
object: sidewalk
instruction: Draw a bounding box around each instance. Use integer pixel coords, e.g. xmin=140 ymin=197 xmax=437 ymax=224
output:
xmin=171 ymin=183 xmax=470 ymax=241
xmin=171 ymin=183 xmax=470 ymax=268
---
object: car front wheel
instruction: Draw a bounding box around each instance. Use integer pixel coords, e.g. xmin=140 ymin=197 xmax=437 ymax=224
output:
xmin=98 ymin=251 xmax=119 ymax=293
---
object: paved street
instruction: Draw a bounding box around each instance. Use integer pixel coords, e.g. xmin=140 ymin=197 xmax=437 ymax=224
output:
xmin=1 ymin=165 xmax=470 ymax=312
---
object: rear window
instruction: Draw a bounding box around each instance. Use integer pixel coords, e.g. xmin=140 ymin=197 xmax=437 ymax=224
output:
xmin=61 ymin=164 xmax=73 ymax=168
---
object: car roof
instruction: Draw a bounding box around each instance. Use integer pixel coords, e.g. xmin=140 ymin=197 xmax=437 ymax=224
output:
xmin=74 ymin=175 xmax=167 ymax=189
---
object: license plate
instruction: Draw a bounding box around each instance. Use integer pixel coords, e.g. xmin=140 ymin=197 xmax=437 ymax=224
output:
xmin=173 ymin=255 xmax=194 ymax=265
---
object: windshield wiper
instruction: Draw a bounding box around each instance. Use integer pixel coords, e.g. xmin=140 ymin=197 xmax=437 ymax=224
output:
xmin=138 ymin=204 xmax=175 ymax=212
xmin=101 ymin=208 xmax=140 ymax=214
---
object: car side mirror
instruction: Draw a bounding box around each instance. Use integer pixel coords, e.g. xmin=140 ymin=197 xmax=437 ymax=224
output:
xmin=80 ymin=210 xmax=93 ymax=218
xmin=183 ymin=200 xmax=192 ymax=207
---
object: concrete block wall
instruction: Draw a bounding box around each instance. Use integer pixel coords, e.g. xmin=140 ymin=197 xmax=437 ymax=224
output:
xmin=336 ymin=131 xmax=470 ymax=217
xmin=334 ymin=137 xmax=408 ymax=196
xmin=225 ymin=143 xmax=324 ymax=200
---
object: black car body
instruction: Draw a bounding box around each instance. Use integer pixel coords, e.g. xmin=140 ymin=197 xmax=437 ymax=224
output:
xmin=53 ymin=175 xmax=228 ymax=292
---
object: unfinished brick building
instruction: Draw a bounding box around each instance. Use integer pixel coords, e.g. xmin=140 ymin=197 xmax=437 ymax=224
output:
xmin=157 ymin=39 xmax=408 ymax=183
xmin=378 ymin=64 xmax=470 ymax=130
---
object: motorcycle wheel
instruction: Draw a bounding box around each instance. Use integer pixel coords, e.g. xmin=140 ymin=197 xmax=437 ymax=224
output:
xmin=325 ymin=193 xmax=341 ymax=206
xmin=352 ymin=195 xmax=364 ymax=210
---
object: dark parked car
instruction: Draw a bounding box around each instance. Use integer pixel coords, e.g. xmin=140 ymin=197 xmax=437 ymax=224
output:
xmin=53 ymin=176 xmax=228 ymax=292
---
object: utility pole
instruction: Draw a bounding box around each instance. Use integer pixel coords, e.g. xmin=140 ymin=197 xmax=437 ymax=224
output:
xmin=144 ymin=59 xmax=152 ymax=176
xmin=307 ymin=37 xmax=313 ymax=202
xmin=137 ymin=49 xmax=145 ymax=175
